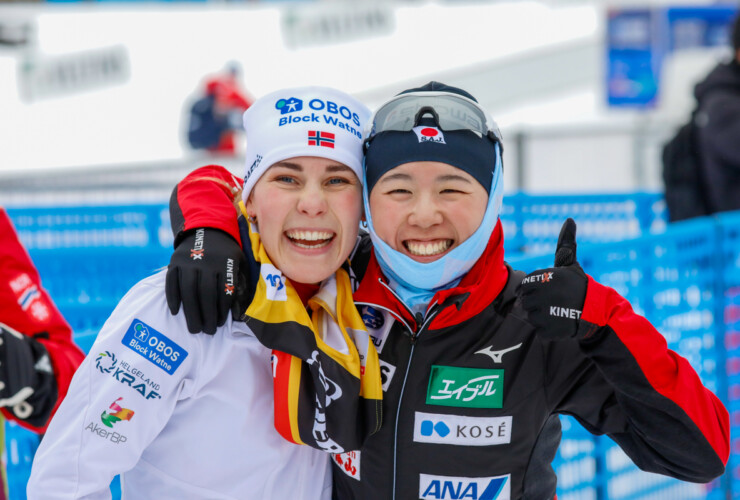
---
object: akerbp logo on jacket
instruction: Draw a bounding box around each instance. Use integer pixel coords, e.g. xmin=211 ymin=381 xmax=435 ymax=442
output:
xmin=100 ymin=397 xmax=134 ymax=428
xmin=85 ymin=397 xmax=133 ymax=445
xmin=419 ymin=473 xmax=510 ymax=500
xmin=122 ymin=319 xmax=188 ymax=375
xmin=426 ymin=366 xmax=503 ymax=409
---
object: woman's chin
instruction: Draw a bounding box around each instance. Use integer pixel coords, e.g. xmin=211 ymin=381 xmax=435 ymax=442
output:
xmin=282 ymin=265 xmax=335 ymax=286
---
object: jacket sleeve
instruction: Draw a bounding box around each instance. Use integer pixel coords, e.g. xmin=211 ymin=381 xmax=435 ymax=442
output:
xmin=699 ymin=88 xmax=740 ymax=169
xmin=696 ymin=88 xmax=740 ymax=213
xmin=169 ymin=165 xmax=244 ymax=247
xmin=547 ymin=277 xmax=729 ymax=483
xmin=27 ymin=275 xmax=195 ymax=499
xmin=0 ymin=208 xmax=85 ymax=433
xmin=205 ymin=77 xmax=253 ymax=110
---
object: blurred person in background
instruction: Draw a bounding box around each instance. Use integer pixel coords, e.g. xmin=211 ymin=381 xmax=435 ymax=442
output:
xmin=166 ymin=82 xmax=729 ymax=499
xmin=27 ymin=86 xmax=381 ymax=499
xmin=0 ymin=208 xmax=85 ymax=499
xmin=663 ymin=13 xmax=740 ymax=221
xmin=187 ymin=62 xmax=254 ymax=155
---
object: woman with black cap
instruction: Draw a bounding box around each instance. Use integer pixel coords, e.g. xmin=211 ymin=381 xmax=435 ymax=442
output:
xmin=165 ymin=82 xmax=729 ymax=500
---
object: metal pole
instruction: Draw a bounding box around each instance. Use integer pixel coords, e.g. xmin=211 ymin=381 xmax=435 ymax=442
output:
xmin=515 ymin=130 xmax=526 ymax=192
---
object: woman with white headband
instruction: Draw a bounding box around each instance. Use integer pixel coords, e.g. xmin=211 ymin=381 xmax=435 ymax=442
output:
xmin=27 ymin=86 xmax=382 ymax=499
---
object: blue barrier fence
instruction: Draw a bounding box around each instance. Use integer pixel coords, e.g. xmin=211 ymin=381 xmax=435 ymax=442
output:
xmin=507 ymin=211 xmax=740 ymax=500
xmin=4 ymin=194 xmax=738 ymax=499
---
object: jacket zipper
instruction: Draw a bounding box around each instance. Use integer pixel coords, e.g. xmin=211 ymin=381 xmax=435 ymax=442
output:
xmin=391 ymin=302 xmax=439 ymax=500
xmin=355 ymin=277 xmax=441 ymax=499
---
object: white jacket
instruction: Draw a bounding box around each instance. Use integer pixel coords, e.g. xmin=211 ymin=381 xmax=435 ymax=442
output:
xmin=27 ymin=271 xmax=331 ymax=500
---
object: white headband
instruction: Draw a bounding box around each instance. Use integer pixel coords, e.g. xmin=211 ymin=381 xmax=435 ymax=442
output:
xmin=242 ymin=86 xmax=370 ymax=201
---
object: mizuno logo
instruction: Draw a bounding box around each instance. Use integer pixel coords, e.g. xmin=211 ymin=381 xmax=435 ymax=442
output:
xmin=475 ymin=343 xmax=522 ymax=364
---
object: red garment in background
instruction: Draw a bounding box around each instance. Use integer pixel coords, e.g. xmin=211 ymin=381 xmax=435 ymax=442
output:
xmin=203 ymin=74 xmax=253 ymax=154
xmin=0 ymin=208 xmax=84 ymax=434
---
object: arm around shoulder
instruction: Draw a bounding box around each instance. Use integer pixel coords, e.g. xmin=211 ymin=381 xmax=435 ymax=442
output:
xmin=170 ymin=165 xmax=243 ymax=245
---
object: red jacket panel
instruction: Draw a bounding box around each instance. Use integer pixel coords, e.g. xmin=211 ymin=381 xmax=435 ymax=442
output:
xmin=0 ymin=209 xmax=85 ymax=433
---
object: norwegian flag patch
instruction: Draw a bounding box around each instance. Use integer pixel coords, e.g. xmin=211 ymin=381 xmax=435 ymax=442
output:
xmin=308 ymin=130 xmax=335 ymax=148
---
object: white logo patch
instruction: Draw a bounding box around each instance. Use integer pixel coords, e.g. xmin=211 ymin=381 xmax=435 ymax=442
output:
xmin=360 ymin=306 xmax=392 ymax=353
xmin=419 ymin=473 xmax=511 ymax=500
xmin=332 ymin=450 xmax=360 ymax=480
xmin=412 ymin=126 xmax=446 ymax=144
xmin=413 ymin=412 xmax=512 ymax=446
xmin=379 ymin=359 xmax=396 ymax=392
xmin=261 ymin=264 xmax=288 ymax=302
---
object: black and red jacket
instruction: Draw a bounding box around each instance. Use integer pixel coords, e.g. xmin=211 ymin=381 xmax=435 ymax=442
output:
xmin=171 ymin=165 xmax=729 ymax=500
xmin=0 ymin=208 xmax=85 ymax=433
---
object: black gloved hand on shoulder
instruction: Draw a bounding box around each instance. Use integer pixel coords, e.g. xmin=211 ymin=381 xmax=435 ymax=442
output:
xmin=166 ymin=228 xmax=249 ymax=335
xmin=0 ymin=323 xmax=57 ymax=427
xmin=516 ymin=218 xmax=589 ymax=341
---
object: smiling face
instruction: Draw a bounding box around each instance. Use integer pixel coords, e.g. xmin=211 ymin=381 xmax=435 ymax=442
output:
xmin=246 ymin=156 xmax=363 ymax=284
xmin=369 ymin=161 xmax=488 ymax=263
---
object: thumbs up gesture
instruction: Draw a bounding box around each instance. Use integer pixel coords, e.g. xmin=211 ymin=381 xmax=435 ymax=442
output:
xmin=516 ymin=218 xmax=588 ymax=340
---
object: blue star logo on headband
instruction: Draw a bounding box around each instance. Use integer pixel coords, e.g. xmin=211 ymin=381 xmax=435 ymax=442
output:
xmin=275 ymin=97 xmax=303 ymax=114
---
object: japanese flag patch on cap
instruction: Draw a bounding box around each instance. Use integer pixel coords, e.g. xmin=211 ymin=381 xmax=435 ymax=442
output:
xmin=412 ymin=126 xmax=446 ymax=144
xmin=242 ymin=86 xmax=370 ymax=201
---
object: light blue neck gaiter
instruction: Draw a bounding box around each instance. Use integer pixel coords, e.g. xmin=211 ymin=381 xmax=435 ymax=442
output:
xmin=363 ymin=144 xmax=504 ymax=314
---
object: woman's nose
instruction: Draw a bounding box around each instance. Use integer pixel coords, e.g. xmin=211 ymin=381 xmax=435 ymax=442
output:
xmin=407 ymin=195 xmax=443 ymax=228
xmin=296 ymin=184 xmax=328 ymax=217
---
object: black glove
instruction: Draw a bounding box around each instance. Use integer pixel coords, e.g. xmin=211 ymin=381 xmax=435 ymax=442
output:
xmin=0 ymin=323 xmax=57 ymax=426
xmin=166 ymin=228 xmax=249 ymax=335
xmin=517 ymin=218 xmax=588 ymax=341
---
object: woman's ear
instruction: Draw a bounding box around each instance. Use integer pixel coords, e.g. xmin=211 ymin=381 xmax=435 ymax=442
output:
xmin=245 ymin=196 xmax=256 ymax=221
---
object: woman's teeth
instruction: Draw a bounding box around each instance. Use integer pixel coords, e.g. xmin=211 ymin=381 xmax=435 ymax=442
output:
xmin=286 ymin=230 xmax=334 ymax=248
xmin=406 ymin=239 xmax=453 ymax=256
